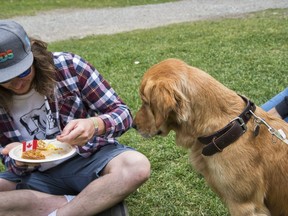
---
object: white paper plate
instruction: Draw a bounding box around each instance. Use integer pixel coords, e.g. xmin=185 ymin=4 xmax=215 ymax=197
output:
xmin=9 ymin=139 xmax=76 ymax=163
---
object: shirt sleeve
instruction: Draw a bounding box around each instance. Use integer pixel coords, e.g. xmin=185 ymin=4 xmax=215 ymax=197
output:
xmin=79 ymin=57 xmax=133 ymax=156
xmin=74 ymin=54 xmax=133 ymax=136
xmin=54 ymin=52 xmax=133 ymax=157
xmin=275 ymin=96 xmax=288 ymax=119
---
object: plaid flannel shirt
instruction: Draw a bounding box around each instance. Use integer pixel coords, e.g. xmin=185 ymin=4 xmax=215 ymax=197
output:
xmin=0 ymin=52 xmax=133 ymax=176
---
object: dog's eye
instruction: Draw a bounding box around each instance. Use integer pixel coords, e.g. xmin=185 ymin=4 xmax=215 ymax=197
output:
xmin=141 ymin=99 xmax=149 ymax=106
xmin=141 ymin=96 xmax=149 ymax=105
xmin=143 ymin=101 xmax=149 ymax=106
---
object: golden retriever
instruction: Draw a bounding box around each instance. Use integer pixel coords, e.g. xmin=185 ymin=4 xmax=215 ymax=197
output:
xmin=133 ymin=58 xmax=288 ymax=216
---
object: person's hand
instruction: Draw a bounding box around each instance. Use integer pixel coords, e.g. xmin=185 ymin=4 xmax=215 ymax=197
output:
xmin=268 ymin=107 xmax=282 ymax=119
xmin=1 ymin=142 xmax=40 ymax=167
xmin=57 ymin=118 xmax=96 ymax=146
xmin=1 ymin=142 xmax=22 ymax=155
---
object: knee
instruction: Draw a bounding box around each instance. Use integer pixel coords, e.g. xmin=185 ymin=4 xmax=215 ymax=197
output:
xmin=0 ymin=178 xmax=16 ymax=191
xmin=131 ymin=154 xmax=151 ymax=184
xmin=122 ymin=152 xmax=151 ymax=187
xmin=104 ymin=150 xmax=151 ymax=191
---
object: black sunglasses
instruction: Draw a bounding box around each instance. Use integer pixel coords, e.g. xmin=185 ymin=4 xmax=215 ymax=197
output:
xmin=0 ymin=67 xmax=32 ymax=85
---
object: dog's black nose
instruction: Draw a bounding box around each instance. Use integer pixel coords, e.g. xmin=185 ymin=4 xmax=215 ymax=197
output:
xmin=132 ymin=123 xmax=137 ymax=130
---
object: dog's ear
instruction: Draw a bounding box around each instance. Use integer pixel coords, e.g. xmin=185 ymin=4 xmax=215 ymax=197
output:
xmin=152 ymin=82 xmax=190 ymax=125
xmin=173 ymin=85 xmax=190 ymax=122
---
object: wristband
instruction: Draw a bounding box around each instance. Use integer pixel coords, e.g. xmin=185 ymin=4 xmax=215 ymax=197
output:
xmin=90 ymin=117 xmax=99 ymax=129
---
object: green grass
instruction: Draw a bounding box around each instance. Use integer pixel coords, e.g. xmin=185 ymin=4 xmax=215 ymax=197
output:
xmin=3 ymin=4 xmax=288 ymax=216
xmin=0 ymin=0 xmax=176 ymax=19
xmin=46 ymin=9 xmax=288 ymax=215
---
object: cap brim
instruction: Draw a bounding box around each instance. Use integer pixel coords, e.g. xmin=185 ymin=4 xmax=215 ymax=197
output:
xmin=0 ymin=52 xmax=33 ymax=83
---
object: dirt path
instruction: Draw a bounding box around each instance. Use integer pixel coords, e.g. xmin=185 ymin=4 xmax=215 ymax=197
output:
xmin=12 ymin=0 xmax=288 ymax=42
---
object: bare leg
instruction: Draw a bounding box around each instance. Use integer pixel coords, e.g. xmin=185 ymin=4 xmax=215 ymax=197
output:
xmin=0 ymin=178 xmax=17 ymax=191
xmin=0 ymin=151 xmax=150 ymax=216
xmin=0 ymin=189 xmax=67 ymax=216
xmin=57 ymin=151 xmax=150 ymax=216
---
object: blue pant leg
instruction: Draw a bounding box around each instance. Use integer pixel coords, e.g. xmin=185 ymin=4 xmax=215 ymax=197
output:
xmin=261 ymin=87 xmax=288 ymax=122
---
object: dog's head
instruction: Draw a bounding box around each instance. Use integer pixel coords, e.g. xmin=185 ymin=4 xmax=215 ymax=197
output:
xmin=133 ymin=59 xmax=191 ymax=138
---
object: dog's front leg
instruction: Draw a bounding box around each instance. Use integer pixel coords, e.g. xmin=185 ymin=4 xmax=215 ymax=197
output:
xmin=227 ymin=201 xmax=271 ymax=216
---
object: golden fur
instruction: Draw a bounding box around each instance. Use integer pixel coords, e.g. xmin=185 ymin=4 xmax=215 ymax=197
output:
xmin=133 ymin=58 xmax=288 ymax=215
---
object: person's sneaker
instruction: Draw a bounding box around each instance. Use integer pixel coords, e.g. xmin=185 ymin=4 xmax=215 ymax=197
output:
xmin=96 ymin=201 xmax=129 ymax=216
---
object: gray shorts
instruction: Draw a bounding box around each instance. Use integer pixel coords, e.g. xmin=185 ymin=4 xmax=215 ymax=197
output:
xmin=0 ymin=143 xmax=134 ymax=195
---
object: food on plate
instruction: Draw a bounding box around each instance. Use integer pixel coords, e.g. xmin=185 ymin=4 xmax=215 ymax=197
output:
xmin=37 ymin=139 xmax=48 ymax=150
xmin=21 ymin=140 xmax=63 ymax=160
xmin=22 ymin=149 xmax=45 ymax=160
xmin=37 ymin=140 xmax=61 ymax=151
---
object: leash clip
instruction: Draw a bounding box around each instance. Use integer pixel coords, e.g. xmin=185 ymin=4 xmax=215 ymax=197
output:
xmin=249 ymin=110 xmax=288 ymax=144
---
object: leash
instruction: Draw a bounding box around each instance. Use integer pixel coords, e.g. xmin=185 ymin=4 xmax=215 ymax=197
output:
xmin=249 ymin=110 xmax=288 ymax=145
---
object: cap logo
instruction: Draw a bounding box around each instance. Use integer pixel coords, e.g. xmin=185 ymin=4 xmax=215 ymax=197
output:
xmin=0 ymin=50 xmax=14 ymax=63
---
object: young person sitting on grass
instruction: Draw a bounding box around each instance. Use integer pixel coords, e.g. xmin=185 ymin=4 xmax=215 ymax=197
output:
xmin=0 ymin=20 xmax=150 ymax=216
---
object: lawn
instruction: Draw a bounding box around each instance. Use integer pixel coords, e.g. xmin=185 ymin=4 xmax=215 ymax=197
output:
xmin=3 ymin=3 xmax=288 ymax=216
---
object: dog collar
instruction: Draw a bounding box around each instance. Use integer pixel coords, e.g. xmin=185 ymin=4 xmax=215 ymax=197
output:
xmin=198 ymin=95 xmax=256 ymax=156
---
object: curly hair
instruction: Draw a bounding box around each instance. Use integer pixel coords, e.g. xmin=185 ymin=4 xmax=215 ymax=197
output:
xmin=0 ymin=37 xmax=56 ymax=110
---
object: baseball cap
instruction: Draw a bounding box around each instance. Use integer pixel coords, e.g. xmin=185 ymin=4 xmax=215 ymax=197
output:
xmin=0 ymin=20 xmax=33 ymax=83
